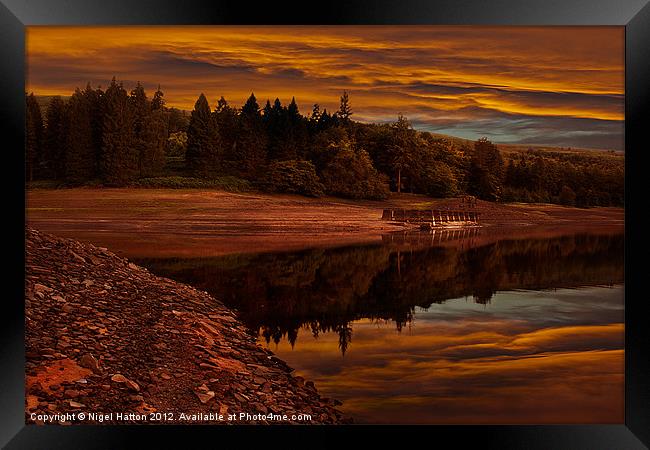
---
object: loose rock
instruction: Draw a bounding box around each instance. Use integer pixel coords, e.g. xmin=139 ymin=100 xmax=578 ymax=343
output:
xmin=79 ymin=354 xmax=100 ymax=372
xmin=25 ymin=227 xmax=346 ymax=424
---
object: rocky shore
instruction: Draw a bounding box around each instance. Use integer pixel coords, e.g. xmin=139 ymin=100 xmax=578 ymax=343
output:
xmin=25 ymin=227 xmax=346 ymax=425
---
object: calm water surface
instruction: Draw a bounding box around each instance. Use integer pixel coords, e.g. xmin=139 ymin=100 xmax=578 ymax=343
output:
xmin=135 ymin=229 xmax=624 ymax=424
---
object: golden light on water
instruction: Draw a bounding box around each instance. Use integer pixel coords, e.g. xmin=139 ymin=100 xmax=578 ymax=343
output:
xmin=265 ymin=298 xmax=624 ymax=424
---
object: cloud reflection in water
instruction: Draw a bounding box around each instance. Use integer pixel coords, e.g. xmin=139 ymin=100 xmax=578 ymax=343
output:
xmin=267 ymin=286 xmax=623 ymax=424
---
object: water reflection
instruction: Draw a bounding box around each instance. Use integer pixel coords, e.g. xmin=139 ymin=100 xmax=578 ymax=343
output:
xmin=136 ymin=231 xmax=624 ymax=355
xmin=136 ymin=230 xmax=624 ymax=423
xmin=280 ymin=286 xmax=623 ymax=423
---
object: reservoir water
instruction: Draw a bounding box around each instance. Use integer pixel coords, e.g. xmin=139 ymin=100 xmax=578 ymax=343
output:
xmin=135 ymin=229 xmax=624 ymax=424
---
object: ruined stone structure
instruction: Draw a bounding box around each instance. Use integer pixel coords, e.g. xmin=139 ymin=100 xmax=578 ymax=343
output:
xmin=381 ymin=209 xmax=480 ymax=228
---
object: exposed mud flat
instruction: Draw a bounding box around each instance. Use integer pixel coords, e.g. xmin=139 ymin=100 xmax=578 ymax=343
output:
xmin=26 ymin=188 xmax=624 ymax=258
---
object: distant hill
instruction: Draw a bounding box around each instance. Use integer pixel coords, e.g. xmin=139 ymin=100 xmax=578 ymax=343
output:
xmin=495 ymin=142 xmax=623 ymax=158
xmin=426 ymin=132 xmax=623 ymax=157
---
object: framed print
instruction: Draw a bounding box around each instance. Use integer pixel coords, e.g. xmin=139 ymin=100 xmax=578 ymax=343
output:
xmin=1 ymin=0 xmax=648 ymax=447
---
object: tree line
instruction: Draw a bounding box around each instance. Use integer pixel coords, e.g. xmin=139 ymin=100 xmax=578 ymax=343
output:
xmin=502 ymin=149 xmax=624 ymax=207
xmin=26 ymin=78 xmax=624 ymax=206
xmin=26 ymin=79 xmax=187 ymax=185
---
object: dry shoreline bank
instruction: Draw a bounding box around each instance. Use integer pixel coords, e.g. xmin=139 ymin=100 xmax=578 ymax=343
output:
xmin=26 ymin=188 xmax=624 ymax=258
xmin=25 ymin=227 xmax=346 ymax=424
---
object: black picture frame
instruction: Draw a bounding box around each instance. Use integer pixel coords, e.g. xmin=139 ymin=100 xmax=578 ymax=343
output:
xmin=1 ymin=0 xmax=648 ymax=447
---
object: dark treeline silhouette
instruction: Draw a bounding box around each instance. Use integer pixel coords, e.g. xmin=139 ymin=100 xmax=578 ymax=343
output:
xmin=135 ymin=231 xmax=624 ymax=354
xmin=503 ymin=148 xmax=624 ymax=207
xmin=26 ymin=79 xmax=177 ymax=185
xmin=26 ymin=79 xmax=624 ymax=205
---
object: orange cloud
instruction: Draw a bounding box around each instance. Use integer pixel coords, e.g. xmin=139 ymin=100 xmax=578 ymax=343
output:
xmin=25 ymin=26 xmax=625 ymax=150
xmin=266 ymin=318 xmax=623 ymax=424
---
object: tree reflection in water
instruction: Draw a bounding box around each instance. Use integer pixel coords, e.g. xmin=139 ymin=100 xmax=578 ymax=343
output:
xmin=136 ymin=230 xmax=624 ymax=355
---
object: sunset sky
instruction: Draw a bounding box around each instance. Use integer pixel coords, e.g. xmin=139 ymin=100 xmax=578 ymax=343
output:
xmin=26 ymin=26 xmax=624 ymax=150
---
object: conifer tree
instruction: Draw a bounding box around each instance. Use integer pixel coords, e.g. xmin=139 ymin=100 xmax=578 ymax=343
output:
xmin=241 ymin=92 xmax=260 ymax=118
xmin=214 ymin=96 xmax=239 ymax=169
xmin=44 ymin=96 xmax=68 ymax=180
xmin=338 ymin=90 xmax=352 ymax=122
xmin=272 ymin=98 xmax=282 ymax=114
xmin=130 ymin=82 xmax=148 ymax=176
xmin=287 ymin=97 xmax=299 ymax=118
xmin=389 ymin=114 xmax=417 ymax=193
xmin=307 ymin=104 xmax=321 ymax=135
xmin=318 ymin=108 xmax=332 ymax=130
xmin=65 ymin=89 xmax=95 ymax=183
xmin=284 ymin=96 xmax=307 ymax=160
xmin=130 ymin=83 xmax=148 ymax=126
xmin=311 ymin=104 xmax=321 ymax=122
xmin=264 ymin=98 xmax=284 ymax=161
xmin=236 ymin=93 xmax=267 ymax=177
xmin=25 ymin=93 xmax=44 ymax=181
xmin=143 ymin=85 xmax=169 ymax=176
xmin=262 ymin=99 xmax=272 ymax=121
xmin=186 ymin=93 xmax=222 ymax=177
xmin=216 ymin=96 xmax=229 ymax=113
xmin=151 ymin=84 xmax=165 ymax=110
xmin=101 ymin=78 xmax=138 ymax=185
xmin=129 ymin=83 xmax=167 ymax=178
xmin=82 ymin=83 xmax=106 ymax=177
xmin=261 ymin=96 xmax=306 ymax=162
xmin=140 ymin=107 xmax=168 ymax=177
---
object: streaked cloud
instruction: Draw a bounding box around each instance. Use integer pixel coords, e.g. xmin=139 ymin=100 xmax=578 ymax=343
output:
xmin=266 ymin=286 xmax=624 ymax=424
xmin=26 ymin=26 xmax=624 ymax=150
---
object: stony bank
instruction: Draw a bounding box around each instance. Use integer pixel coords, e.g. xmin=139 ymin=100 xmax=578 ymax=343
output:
xmin=25 ymin=227 xmax=346 ymax=425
